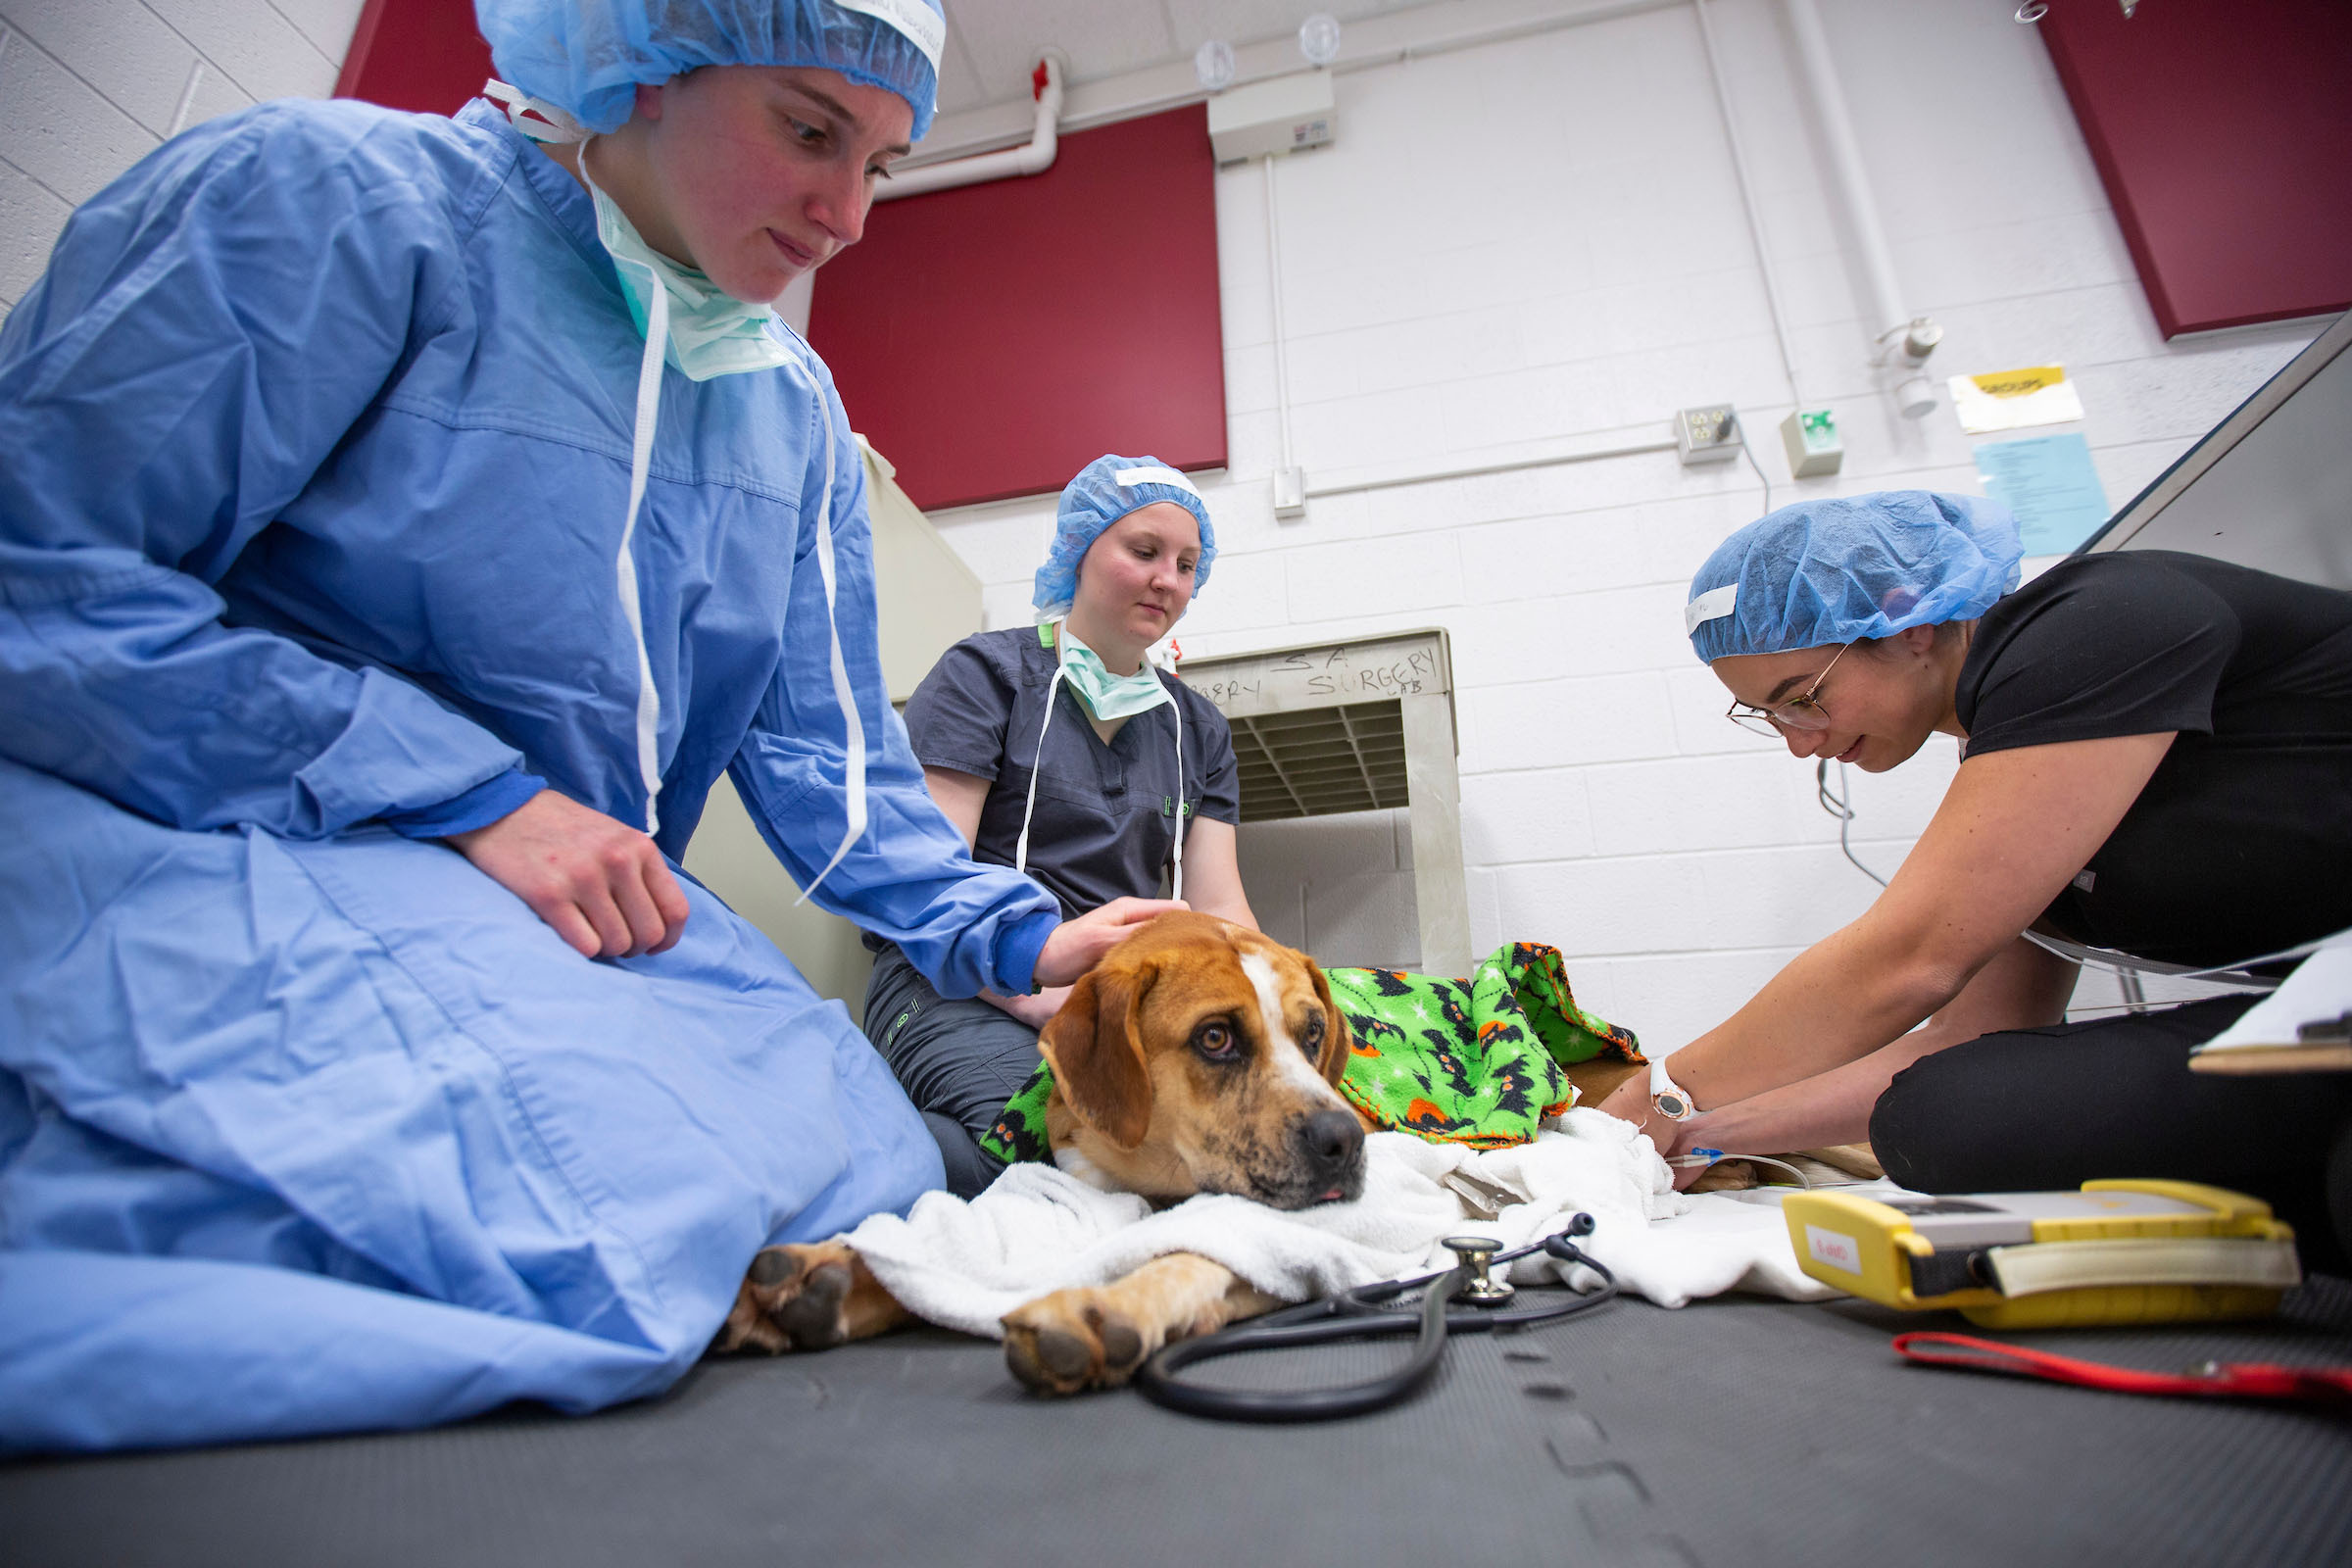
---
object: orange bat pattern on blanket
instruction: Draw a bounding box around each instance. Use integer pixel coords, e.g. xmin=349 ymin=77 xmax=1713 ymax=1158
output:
xmin=1404 ymin=1098 xmax=1458 ymax=1133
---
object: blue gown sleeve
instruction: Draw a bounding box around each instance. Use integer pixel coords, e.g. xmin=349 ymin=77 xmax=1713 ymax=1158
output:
xmin=379 ymin=767 xmax=548 ymax=840
xmin=727 ymin=392 xmax=1058 ymax=1002
xmin=0 ymin=105 xmax=528 ymax=838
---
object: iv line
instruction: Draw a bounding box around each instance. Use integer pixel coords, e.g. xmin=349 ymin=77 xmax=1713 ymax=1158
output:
xmin=1813 ymin=759 xmax=2290 ymax=991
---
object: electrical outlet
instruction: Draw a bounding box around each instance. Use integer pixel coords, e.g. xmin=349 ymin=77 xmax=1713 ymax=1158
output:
xmin=1676 ymin=404 xmax=1741 ymax=465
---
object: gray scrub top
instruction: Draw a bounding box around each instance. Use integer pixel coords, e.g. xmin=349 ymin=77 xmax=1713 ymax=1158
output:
xmin=903 ymin=626 xmax=1242 ymax=920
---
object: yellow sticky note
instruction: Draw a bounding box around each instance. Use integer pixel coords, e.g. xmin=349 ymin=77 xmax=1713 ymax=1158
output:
xmin=1950 ymin=364 xmax=2085 ymax=434
xmin=1969 ymin=366 xmax=2068 ymax=398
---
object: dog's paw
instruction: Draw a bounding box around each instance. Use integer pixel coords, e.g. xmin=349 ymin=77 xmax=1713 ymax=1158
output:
xmin=1001 ymin=1288 xmax=1155 ymax=1396
xmin=717 ymin=1241 xmax=859 ymax=1354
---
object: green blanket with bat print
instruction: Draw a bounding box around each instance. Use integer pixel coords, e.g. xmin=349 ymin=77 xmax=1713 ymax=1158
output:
xmin=980 ymin=942 xmax=1642 ymax=1164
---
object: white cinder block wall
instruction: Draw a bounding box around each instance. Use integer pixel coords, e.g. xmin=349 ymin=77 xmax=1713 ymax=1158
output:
xmin=0 ymin=0 xmax=2313 ymax=1055
xmin=924 ymin=0 xmax=2321 ymax=1052
xmin=0 ymin=0 xmax=361 ymax=318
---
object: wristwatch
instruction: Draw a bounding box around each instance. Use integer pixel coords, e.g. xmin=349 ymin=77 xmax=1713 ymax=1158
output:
xmin=1649 ymin=1056 xmax=1700 ymax=1122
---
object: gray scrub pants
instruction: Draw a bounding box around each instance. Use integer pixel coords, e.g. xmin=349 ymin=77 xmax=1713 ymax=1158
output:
xmin=863 ymin=943 xmax=1042 ymax=1198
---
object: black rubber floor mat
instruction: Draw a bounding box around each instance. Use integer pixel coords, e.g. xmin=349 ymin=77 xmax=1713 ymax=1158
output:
xmin=6 ymin=1279 xmax=2347 ymax=1568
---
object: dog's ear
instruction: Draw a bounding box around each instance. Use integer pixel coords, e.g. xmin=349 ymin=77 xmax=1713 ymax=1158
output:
xmin=1304 ymin=960 xmax=1352 ymax=1089
xmin=1038 ymin=960 xmax=1155 ymax=1152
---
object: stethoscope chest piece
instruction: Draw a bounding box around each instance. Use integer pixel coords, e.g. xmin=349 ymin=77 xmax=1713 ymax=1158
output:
xmin=1443 ymin=1235 xmax=1515 ymax=1305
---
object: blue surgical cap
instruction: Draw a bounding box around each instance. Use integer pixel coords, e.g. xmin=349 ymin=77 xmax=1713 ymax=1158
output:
xmin=1032 ymin=456 xmax=1217 ymax=621
xmin=476 ymin=0 xmax=945 ymax=139
xmin=1685 ymin=491 xmax=2023 ymax=662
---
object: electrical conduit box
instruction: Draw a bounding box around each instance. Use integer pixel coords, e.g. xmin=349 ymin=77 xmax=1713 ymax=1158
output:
xmin=1208 ymin=71 xmax=1336 ymax=166
xmin=1780 ymin=408 xmax=1843 ymax=476
xmin=1675 ymin=405 xmax=1741 ymax=465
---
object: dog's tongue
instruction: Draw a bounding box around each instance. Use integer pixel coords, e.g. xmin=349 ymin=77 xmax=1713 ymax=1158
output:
xmin=1320 ymin=1187 xmax=1345 ymax=1202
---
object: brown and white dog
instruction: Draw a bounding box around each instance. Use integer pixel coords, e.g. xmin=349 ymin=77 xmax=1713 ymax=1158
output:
xmin=715 ymin=911 xmax=1367 ymax=1395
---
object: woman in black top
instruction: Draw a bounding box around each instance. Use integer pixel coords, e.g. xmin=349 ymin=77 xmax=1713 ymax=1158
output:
xmin=863 ymin=456 xmax=1254 ymax=1194
xmin=1597 ymin=492 xmax=2352 ymax=1260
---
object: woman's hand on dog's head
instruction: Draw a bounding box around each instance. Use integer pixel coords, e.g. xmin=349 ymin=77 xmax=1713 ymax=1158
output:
xmin=1034 ymin=897 xmax=1190 ymax=989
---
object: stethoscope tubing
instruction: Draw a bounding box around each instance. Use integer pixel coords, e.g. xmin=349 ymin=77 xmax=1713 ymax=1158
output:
xmin=1131 ymin=1221 xmax=1619 ymax=1422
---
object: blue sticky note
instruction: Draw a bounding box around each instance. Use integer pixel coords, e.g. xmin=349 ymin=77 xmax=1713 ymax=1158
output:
xmin=1973 ymin=432 xmax=2111 ymax=555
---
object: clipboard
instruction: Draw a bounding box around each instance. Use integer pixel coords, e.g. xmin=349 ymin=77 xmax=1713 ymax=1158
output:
xmin=2188 ymin=938 xmax=2352 ymax=1075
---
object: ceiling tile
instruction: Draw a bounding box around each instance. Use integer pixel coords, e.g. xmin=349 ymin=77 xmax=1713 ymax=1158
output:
xmin=1161 ymin=0 xmax=1429 ymax=55
xmin=933 ymin=22 xmax=991 ymax=114
xmin=936 ymin=0 xmax=1474 ymax=117
xmin=945 ymin=0 xmax=1179 ymax=101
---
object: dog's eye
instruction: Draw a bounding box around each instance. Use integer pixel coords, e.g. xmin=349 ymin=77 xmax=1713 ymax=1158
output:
xmin=1298 ymin=1013 xmax=1325 ymax=1057
xmin=1193 ymin=1020 xmax=1238 ymax=1060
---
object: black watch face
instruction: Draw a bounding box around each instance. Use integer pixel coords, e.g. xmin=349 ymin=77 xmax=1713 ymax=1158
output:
xmin=1655 ymin=1091 xmax=1690 ymax=1120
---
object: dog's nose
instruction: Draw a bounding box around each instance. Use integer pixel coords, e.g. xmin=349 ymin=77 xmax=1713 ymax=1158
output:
xmin=1298 ymin=1108 xmax=1364 ymax=1177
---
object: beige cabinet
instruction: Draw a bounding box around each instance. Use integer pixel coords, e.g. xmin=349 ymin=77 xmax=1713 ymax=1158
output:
xmin=683 ymin=437 xmax=982 ymax=1025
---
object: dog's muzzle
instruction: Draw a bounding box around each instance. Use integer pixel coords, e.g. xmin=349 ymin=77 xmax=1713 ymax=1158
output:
xmin=1291 ymin=1108 xmax=1366 ymax=1205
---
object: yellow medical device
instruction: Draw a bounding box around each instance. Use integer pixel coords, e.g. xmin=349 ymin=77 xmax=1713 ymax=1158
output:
xmin=1783 ymin=1179 xmax=2301 ymax=1329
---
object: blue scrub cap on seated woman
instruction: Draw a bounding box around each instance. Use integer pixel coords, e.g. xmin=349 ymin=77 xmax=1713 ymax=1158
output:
xmin=475 ymin=0 xmax=946 ymax=139
xmin=1032 ymin=455 xmax=1218 ymax=621
xmin=1684 ymin=491 xmax=2023 ymax=662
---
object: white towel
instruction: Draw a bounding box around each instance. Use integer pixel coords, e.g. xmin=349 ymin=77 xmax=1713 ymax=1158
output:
xmin=841 ymin=1108 xmax=1840 ymax=1339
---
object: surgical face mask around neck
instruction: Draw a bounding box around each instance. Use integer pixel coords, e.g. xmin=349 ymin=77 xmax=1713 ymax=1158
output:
xmin=1057 ymin=627 xmax=1172 ymax=720
xmin=1015 ymin=621 xmax=1188 ymax=901
xmin=476 ymin=87 xmax=866 ymax=876
xmin=587 ymin=180 xmax=799 ymax=383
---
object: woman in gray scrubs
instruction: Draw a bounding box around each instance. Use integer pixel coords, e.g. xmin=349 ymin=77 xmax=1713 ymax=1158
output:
xmin=863 ymin=456 xmax=1257 ymax=1193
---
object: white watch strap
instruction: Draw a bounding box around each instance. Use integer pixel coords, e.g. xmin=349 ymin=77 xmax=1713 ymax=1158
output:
xmin=1648 ymin=1055 xmax=1698 ymax=1118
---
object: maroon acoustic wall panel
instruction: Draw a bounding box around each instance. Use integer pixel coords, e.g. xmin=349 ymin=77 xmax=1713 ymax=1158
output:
xmin=335 ymin=0 xmax=496 ymax=116
xmin=810 ymin=106 xmax=1226 ymax=512
xmin=2036 ymin=1 xmax=2352 ymax=337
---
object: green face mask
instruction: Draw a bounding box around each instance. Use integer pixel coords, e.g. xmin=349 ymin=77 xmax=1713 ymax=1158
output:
xmin=588 ymin=183 xmax=800 ymax=383
xmin=1057 ymin=627 xmax=1172 ymax=720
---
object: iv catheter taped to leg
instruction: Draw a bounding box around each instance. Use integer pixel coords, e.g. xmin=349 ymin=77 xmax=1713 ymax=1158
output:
xmin=832 ymin=1111 xmax=1841 ymax=1343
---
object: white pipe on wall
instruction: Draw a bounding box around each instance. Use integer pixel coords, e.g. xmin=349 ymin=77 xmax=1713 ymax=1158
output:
xmin=1264 ymin=155 xmax=1301 ymax=511
xmin=876 ymin=55 xmax=1063 ymax=202
xmin=1304 ymin=431 xmax=1681 ymax=501
xmin=1692 ymin=0 xmax=1804 ymax=410
xmin=1778 ymin=0 xmax=1914 ymax=345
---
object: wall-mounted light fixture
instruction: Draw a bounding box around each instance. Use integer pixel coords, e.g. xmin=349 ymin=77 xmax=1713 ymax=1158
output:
xmin=1298 ymin=13 xmax=1343 ymax=68
xmin=1195 ymin=38 xmax=1235 ymax=92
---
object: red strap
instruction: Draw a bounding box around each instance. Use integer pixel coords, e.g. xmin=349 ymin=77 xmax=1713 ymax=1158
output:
xmin=1893 ymin=1333 xmax=2352 ymax=1405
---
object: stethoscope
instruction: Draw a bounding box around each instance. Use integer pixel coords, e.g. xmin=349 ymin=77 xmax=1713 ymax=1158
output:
xmin=1130 ymin=1214 xmax=1618 ymax=1422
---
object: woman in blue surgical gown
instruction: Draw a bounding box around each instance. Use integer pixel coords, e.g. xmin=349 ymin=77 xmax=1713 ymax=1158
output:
xmin=0 ymin=0 xmax=1171 ymax=1452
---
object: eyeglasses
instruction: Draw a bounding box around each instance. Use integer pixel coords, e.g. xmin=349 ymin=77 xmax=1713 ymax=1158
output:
xmin=1725 ymin=642 xmax=1853 ymax=737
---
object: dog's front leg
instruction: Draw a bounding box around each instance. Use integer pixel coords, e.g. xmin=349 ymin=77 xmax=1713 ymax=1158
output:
xmin=1001 ymin=1251 xmax=1280 ymax=1396
xmin=715 ymin=1241 xmax=911 ymax=1354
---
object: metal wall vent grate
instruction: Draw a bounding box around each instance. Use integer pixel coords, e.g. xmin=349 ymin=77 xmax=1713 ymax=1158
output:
xmin=1175 ymin=627 xmax=1470 ymax=973
xmin=1227 ymin=701 xmax=1408 ymax=822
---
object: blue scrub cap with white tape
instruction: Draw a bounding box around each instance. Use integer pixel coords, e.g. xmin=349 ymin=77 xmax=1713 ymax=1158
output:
xmin=475 ymin=0 xmax=946 ymax=139
xmin=1684 ymin=491 xmax=2022 ymax=662
xmin=1032 ymin=455 xmax=1217 ymax=620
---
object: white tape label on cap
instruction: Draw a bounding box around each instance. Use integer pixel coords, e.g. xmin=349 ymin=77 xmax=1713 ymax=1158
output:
xmin=1684 ymin=583 xmax=1738 ymax=635
xmin=1113 ymin=466 xmax=1202 ymax=499
xmin=1804 ymin=1224 xmax=1862 ymax=1275
xmin=833 ymin=0 xmax=946 ymax=71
